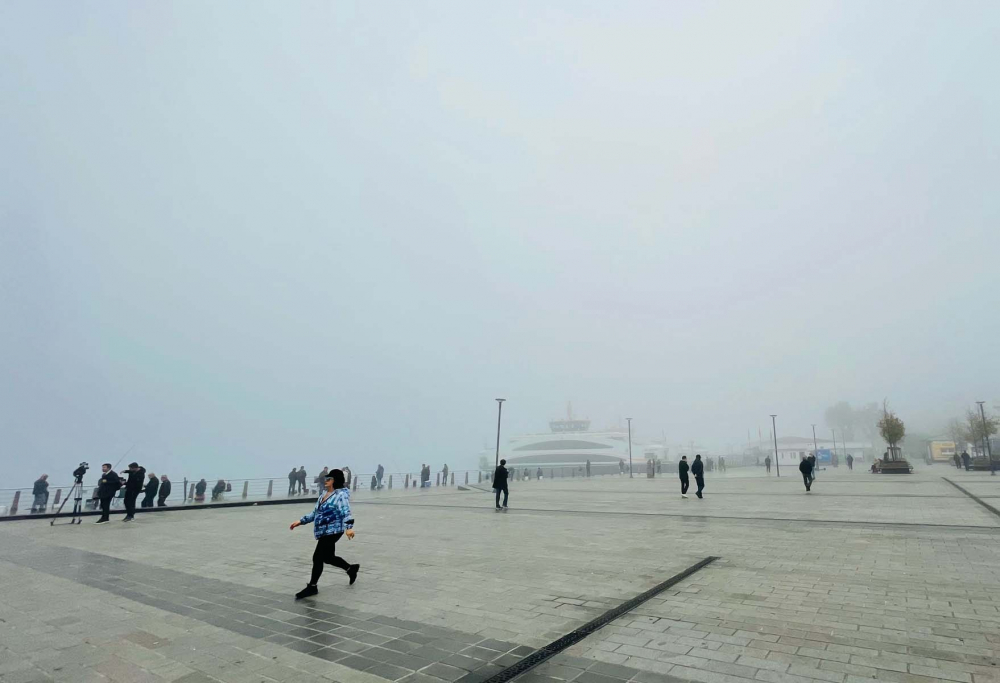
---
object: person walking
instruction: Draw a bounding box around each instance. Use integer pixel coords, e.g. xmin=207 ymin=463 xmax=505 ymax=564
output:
xmin=691 ymin=454 xmax=705 ymax=499
xmin=493 ymin=459 xmax=509 ymax=511
xmin=807 ymin=453 xmax=817 ymax=483
xmin=952 ymin=452 xmax=961 ymax=469
xmin=376 ymin=464 xmax=384 ymax=489
xmin=297 ymin=467 xmax=308 ymax=494
xmin=95 ymin=463 xmax=122 ymax=524
xmin=799 ymin=455 xmax=814 ymax=492
xmin=287 ymin=468 xmax=297 ymax=496
xmin=290 ymin=468 xmax=359 ymax=599
xmin=961 ymin=450 xmax=972 ymax=471
xmin=121 ymin=462 xmax=146 ymax=522
xmin=31 ymin=474 xmax=49 ymax=513
xmin=141 ymin=472 xmax=159 ymax=508
xmin=847 ymin=453 xmax=854 ymax=471
xmin=619 ymin=459 xmax=625 ymax=476
xmin=157 ymin=475 xmax=172 ymax=507
xmin=678 ymin=456 xmax=690 ymax=498
xmin=764 ymin=455 xmax=771 ymax=474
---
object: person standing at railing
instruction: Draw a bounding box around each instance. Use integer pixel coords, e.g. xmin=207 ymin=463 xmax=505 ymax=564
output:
xmin=287 ymin=468 xmax=297 ymax=496
xmin=157 ymin=475 xmax=172 ymax=506
xmin=141 ymin=472 xmax=158 ymax=508
xmin=343 ymin=466 xmax=352 ymax=488
xmin=314 ymin=467 xmax=328 ymax=495
xmin=95 ymin=463 xmax=122 ymax=524
xmin=376 ymin=464 xmax=384 ymax=490
xmin=441 ymin=463 xmax=448 ymax=486
xmin=297 ymin=466 xmax=308 ymax=494
xmin=31 ymin=474 xmax=49 ymax=513
xmin=290 ymin=468 xmax=359 ymax=600
xmin=195 ymin=478 xmax=207 ymax=503
xmin=121 ymin=462 xmax=146 ymax=522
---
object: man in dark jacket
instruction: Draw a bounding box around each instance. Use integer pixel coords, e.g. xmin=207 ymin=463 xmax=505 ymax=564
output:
xmin=678 ymin=456 xmax=690 ymax=498
xmin=157 ymin=475 xmax=172 ymax=506
xmin=493 ymin=459 xmax=509 ymax=510
xmin=441 ymin=463 xmax=448 ymax=486
xmin=141 ymin=472 xmax=159 ymax=508
xmin=376 ymin=464 xmax=384 ymax=489
xmin=96 ymin=463 xmax=121 ymax=524
xmin=121 ymin=462 xmax=145 ymax=521
xmin=961 ymin=451 xmax=971 ymax=471
xmin=297 ymin=467 xmax=307 ymax=494
xmin=807 ymin=454 xmax=817 ymax=483
xmin=799 ymin=455 xmax=814 ymax=492
xmin=691 ymin=455 xmax=705 ymax=499
xmin=288 ymin=468 xmax=297 ymax=496
xmin=31 ymin=474 xmax=49 ymax=513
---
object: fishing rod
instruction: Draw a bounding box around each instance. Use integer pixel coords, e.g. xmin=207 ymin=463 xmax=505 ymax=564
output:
xmin=110 ymin=444 xmax=137 ymax=471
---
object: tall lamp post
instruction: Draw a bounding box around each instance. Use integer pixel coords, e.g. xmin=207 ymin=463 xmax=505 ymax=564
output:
xmin=626 ymin=418 xmax=633 ymax=478
xmin=976 ymin=401 xmax=995 ymax=475
xmin=770 ymin=415 xmax=780 ymax=477
xmin=494 ymin=399 xmax=506 ymax=469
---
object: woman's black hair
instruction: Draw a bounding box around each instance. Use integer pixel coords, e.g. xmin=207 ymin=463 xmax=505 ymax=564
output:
xmin=328 ymin=468 xmax=346 ymax=489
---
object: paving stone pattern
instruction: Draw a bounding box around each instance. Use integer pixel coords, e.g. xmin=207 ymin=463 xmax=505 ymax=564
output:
xmin=2 ymin=466 xmax=999 ymax=683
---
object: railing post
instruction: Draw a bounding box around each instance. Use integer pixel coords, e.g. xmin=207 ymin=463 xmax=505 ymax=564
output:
xmin=436 ymin=473 xmax=440 ymax=487
xmin=353 ymin=476 xmax=358 ymax=492
xmin=189 ymin=483 xmax=196 ymax=501
xmin=53 ymin=489 xmax=62 ymax=508
xmin=451 ymin=473 xmax=455 ymax=486
xmin=405 ymin=474 xmax=409 ymax=488
xmin=465 ymin=472 xmax=468 ymax=485
xmin=183 ymin=478 xmax=188 ymax=502
xmin=477 ymin=471 xmax=481 ymax=483
xmin=388 ymin=475 xmax=393 ymax=490
xmin=10 ymin=491 xmax=20 ymax=516
xmin=242 ymin=481 xmax=249 ymax=499
xmin=267 ymin=480 xmax=273 ymax=498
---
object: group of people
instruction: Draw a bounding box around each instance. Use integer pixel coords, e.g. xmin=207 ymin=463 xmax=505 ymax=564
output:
xmin=93 ymin=462 xmax=173 ymax=523
xmin=677 ymin=455 xmax=706 ymax=498
xmin=952 ymin=450 xmax=973 ymax=470
xmin=290 ymin=466 xmax=358 ymax=496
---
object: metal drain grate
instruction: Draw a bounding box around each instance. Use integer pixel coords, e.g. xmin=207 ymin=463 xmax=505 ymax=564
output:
xmin=478 ymin=555 xmax=719 ymax=683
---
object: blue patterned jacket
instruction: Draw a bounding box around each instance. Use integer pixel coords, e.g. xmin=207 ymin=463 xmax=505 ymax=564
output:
xmin=300 ymin=488 xmax=354 ymax=539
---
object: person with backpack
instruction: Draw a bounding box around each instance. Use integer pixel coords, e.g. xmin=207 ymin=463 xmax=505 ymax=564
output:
xmin=799 ymin=455 xmax=814 ymax=492
xmin=290 ymin=468 xmax=359 ymax=599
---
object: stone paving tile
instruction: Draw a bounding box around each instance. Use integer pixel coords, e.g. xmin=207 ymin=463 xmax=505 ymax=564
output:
xmin=4 ymin=469 xmax=1000 ymax=683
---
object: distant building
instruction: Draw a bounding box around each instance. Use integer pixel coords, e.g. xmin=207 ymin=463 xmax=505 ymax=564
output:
xmin=762 ymin=436 xmax=872 ymax=465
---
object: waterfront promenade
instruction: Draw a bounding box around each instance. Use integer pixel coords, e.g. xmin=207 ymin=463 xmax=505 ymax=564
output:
xmin=1 ymin=467 xmax=998 ymax=683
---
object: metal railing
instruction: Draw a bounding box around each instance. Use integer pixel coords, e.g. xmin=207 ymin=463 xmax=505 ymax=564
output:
xmin=2 ymin=464 xmax=681 ymax=517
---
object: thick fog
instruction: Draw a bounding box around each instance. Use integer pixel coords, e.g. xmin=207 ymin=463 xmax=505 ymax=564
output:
xmin=2 ymin=2 xmax=998 ymax=487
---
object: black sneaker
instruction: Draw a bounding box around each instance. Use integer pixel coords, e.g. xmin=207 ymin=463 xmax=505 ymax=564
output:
xmin=347 ymin=564 xmax=360 ymax=585
xmin=95 ymin=519 xmax=108 ymax=524
xmin=122 ymin=517 xmax=133 ymax=522
xmin=295 ymin=584 xmax=318 ymax=600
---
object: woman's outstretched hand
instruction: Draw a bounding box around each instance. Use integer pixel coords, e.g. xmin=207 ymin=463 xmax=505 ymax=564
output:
xmin=345 ymin=529 xmax=355 ymax=540
xmin=289 ymin=521 xmax=300 ymax=531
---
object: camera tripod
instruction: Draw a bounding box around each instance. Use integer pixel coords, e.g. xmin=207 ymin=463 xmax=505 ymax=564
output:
xmin=51 ymin=480 xmax=85 ymax=525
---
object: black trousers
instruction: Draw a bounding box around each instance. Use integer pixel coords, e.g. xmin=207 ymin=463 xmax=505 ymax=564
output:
xmin=695 ymin=475 xmax=705 ymax=497
xmin=765 ymin=463 xmax=771 ymax=472
xmin=124 ymin=490 xmax=139 ymax=518
xmin=157 ymin=497 xmax=168 ymax=507
xmin=802 ymin=472 xmax=811 ymax=490
xmin=310 ymin=533 xmax=350 ymax=585
xmin=495 ymin=485 xmax=508 ymax=508
xmin=141 ymin=495 xmax=155 ymax=508
xmin=99 ymin=496 xmax=112 ymax=521
xmin=680 ymin=476 xmax=689 ymax=494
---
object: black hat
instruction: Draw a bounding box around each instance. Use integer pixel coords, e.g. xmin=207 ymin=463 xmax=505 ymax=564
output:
xmin=324 ymin=469 xmax=336 ymax=478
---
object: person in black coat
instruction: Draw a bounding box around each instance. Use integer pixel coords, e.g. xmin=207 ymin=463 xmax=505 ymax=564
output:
xmin=121 ymin=462 xmax=146 ymax=521
xmin=691 ymin=455 xmax=705 ymax=499
xmin=141 ymin=472 xmax=159 ymax=508
xmin=493 ymin=459 xmax=509 ymax=510
xmin=799 ymin=456 xmax=814 ymax=492
xmin=31 ymin=474 xmax=50 ymax=513
xmin=961 ymin=451 xmax=971 ymax=471
xmin=157 ymin=475 xmax=172 ymax=507
xmin=678 ymin=456 xmax=690 ymax=498
xmin=96 ymin=463 xmax=122 ymax=523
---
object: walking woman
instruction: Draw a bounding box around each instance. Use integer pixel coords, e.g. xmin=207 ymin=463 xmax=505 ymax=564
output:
xmin=290 ymin=468 xmax=360 ymax=599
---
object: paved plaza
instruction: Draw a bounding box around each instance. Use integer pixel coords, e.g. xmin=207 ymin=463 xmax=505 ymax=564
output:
xmin=1 ymin=467 xmax=999 ymax=683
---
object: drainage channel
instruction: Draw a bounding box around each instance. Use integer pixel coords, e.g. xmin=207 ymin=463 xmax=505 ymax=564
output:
xmin=943 ymin=478 xmax=1000 ymax=518
xmin=477 ymin=556 xmax=719 ymax=683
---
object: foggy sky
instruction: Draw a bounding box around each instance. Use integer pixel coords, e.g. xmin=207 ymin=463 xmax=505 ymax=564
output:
xmin=2 ymin=1 xmax=998 ymax=487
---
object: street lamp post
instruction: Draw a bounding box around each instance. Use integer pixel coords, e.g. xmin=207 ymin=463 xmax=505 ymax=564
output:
xmin=494 ymin=399 xmax=506 ymax=470
xmin=770 ymin=415 xmax=780 ymax=477
xmin=976 ymin=401 xmax=995 ymax=475
xmin=626 ymin=418 xmax=633 ymax=478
